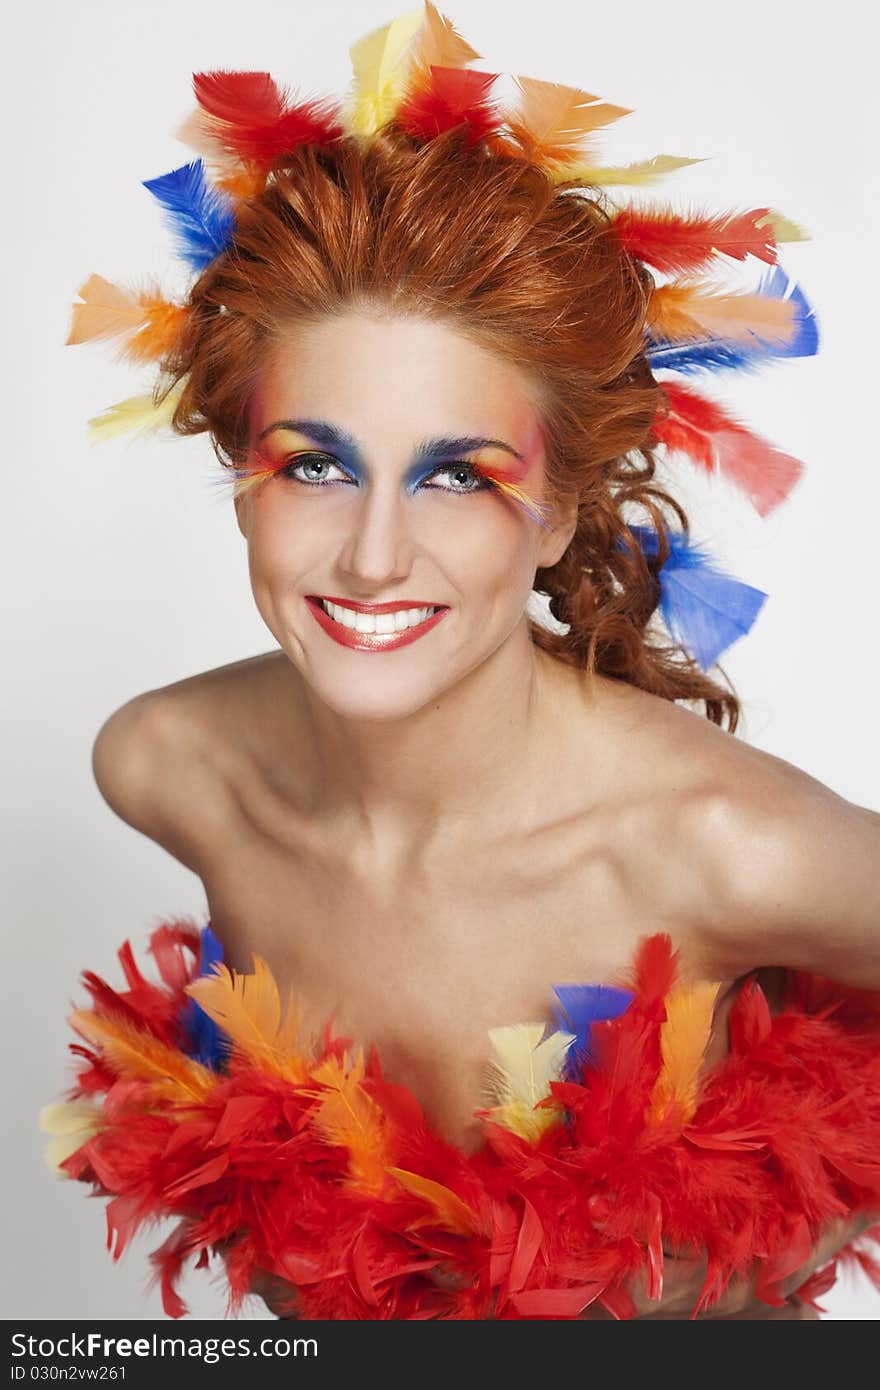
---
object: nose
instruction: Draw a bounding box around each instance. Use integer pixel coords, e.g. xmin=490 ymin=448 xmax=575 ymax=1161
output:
xmin=335 ymin=479 xmax=416 ymax=591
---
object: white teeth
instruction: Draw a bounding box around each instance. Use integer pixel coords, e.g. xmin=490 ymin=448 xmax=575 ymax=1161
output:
xmin=320 ymin=599 xmax=438 ymax=633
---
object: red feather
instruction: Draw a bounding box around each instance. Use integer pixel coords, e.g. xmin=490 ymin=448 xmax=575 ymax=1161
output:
xmin=148 ymin=921 xmax=201 ymax=993
xmin=631 ymin=932 xmax=678 ymax=1003
xmin=505 ymin=1196 xmax=544 ymax=1294
xmin=79 ymin=973 xmax=157 ymax=1031
xmin=791 ymin=1257 xmax=839 ymax=1312
xmin=507 ymin=1283 xmax=606 ymax=1317
xmin=652 ymin=379 xmax=805 ymax=516
xmin=47 ymin=923 xmax=880 ymax=1320
xmin=613 ymin=205 xmax=779 ymax=274
xmin=729 ymin=977 xmax=773 ymax=1054
xmin=395 ymin=65 xmax=501 ymax=145
xmin=191 ymin=71 xmax=344 ymax=165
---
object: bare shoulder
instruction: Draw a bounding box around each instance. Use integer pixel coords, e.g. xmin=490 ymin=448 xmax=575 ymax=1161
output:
xmin=599 ymin=681 xmax=880 ymax=983
xmin=91 ymin=650 xmax=281 ymax=873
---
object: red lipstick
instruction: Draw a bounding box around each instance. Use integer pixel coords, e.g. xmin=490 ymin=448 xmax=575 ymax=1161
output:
xmin=305 ymin=596 xmax=449 ymax=651
xmin=313 ymin=595 xmax=445 ymax=614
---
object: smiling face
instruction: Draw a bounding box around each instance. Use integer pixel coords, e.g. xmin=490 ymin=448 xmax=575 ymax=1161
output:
xmin=235 ymin=309 xmax=577 ymax=722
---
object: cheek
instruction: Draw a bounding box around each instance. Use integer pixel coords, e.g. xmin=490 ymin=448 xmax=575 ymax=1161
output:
xmin=244 ymin=496 xmax=326 ymax=579
xmin=423 ymin=505 xmax=536 ymax=604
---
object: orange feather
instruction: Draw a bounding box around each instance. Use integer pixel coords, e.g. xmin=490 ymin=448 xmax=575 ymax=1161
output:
xmin=507 ymin=75 xmax=631 ymax=169
xmin=648 ymin=280 xmax=798 ymax=346
xmin=409 ymin=0 xmax=481 ymax=81
xmin=387 ymin=1167 xmax=483 ymax=1236
xmin=185 ymin=957 xmax=309 ymax=1084
xmin=304 ymin=1050 xmax=391 ymax=1195
xmin=648 ymin=980 xmax=722 ymax=1128
xmin=66 ymin=274 xmax=188 ymax=363
xmin=68 ymin=1010 xmax=216 ymax=1103
xmin=212 ymin=163 xmax=269 ymax=202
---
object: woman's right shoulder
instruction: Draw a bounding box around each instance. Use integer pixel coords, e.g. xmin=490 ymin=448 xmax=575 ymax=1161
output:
xmin=91 ymin=653 xmax=278 ymax=872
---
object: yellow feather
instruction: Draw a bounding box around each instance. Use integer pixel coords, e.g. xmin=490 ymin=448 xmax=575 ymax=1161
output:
xmin=648 ymin=280 xmax=799 ymax=345
xmin=509 ymin=75 xmax=632 ymax=170
xmin=86 ymin=377 xmax=186 ymax=443
xmin=755 ymin=208 xmax=811 ymax=244
xmin=68 ymin=1010 xmax=216 ymax=1103
xmin=39 ymin=1099 xmax=104 ymax=1173
xmin=344 ymin=8 xmax=426 ymax=136
xmin=387 ymin=1167 xmax=482 ymax=1235
xmin=302 ymin=1049 xmax=390 ymax=1195
xmin=185 ymin=957 xmax=309 ymax=1085
xmin=482 ymin=1023 xmax=574 ymax=1142
xmin=548 ymin=154 xmax=706 ymax=188
xmin=648 ymin=980 xmax=722 ymax=1128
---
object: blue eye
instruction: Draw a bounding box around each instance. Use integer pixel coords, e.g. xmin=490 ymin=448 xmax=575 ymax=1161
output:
xmin=422 ymin=463 xmax=494 ymax=495
xmin=281 ymin=453 xmax=354 ymax=486
xmin=281 ymin=453 xmax=494 ymax=495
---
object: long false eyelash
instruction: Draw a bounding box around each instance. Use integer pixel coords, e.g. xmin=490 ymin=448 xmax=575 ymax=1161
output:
xmin=206 ymin=452 xmax=555 ymax=529
xmin=486 ymin=477 xmax=555 ymax=529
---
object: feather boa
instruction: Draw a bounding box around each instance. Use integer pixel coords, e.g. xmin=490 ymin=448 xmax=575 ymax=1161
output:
xmin=42 ymin=920 xmax=880 ymax=1320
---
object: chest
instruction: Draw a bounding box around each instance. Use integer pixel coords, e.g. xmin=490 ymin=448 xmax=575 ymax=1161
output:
xmin=197 ymin=798 xmax=724 ymax=1153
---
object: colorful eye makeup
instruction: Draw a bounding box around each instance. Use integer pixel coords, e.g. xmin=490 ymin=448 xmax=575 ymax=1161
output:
xmin=223 ymin=418 xmax=554 ymax=528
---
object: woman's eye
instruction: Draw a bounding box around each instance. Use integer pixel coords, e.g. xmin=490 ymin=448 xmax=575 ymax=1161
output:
xmin=279 ymin=454 xmax=492 ymax=494
xmin=281 ymin=453 xmax=352 ymax=486
xmin=424 ymin=463 xmax=492 ymax=494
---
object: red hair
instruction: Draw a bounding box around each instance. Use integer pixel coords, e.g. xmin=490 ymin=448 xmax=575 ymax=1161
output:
xmin=161 ymin=123 xmax=739 ymax=730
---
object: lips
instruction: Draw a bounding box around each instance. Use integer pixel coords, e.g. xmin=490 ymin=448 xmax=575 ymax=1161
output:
xmin=305 ymin=595 xmax=449 ymax=652
xmin=310 ymin=595 xmax=448 ymax=614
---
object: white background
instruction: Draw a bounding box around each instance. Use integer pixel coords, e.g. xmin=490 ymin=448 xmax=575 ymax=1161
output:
xmin=3 ymin=0 xmax=877 ymax=1320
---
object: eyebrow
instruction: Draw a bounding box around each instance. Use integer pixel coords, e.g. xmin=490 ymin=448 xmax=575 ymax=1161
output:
xmin=256 ymin=418 xmax=526 ymax=473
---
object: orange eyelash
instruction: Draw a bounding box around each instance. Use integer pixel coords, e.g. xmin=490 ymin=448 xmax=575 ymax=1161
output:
xmin=206 ymin=446 xmax=290 ymax=502
xmin=475 ymin=466 xmax=554 ymax=529
xmin=215 ymin=450 xmax=553 ymax=527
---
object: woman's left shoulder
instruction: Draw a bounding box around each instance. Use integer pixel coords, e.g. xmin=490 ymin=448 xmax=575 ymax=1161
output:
xmin=646 ymin=704 xmax=880 ymax=986
xmin=585 ymin=679 xmax=878 ymax=982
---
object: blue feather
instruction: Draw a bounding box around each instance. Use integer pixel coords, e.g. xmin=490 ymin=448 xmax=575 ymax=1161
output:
xmin=646 ymin=264 xmax=819 ymax=375
xmin=179 ymin=923 xmax=228 ymax=1069
xmin=752 ymin=263 xmax=820 ymax=359
xmin=142 ymin=161 xmax=235 ymax=272
xmin=626 ymin=524 xmax=768 ymax=670
xmin=645 ymin=337 xmax=766 ymax=375
xmin=552 ymin=984 xmax=634 ymax=1080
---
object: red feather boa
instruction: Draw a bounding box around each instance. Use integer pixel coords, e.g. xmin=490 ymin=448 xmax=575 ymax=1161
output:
xmin=50 ymin=920 xmax=880 ymax=1320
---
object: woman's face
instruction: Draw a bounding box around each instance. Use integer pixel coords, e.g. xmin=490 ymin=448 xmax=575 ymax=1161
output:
xmin=237 ymin=309 xmax=576 ymax=722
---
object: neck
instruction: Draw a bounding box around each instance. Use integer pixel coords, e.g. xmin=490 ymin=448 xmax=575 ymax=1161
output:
xmin=279 ymin=620 xmax=588 ymax=867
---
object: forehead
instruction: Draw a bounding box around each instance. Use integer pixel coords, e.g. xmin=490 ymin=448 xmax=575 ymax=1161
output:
xmin=250 ymin=311 xmax=544 ymax=448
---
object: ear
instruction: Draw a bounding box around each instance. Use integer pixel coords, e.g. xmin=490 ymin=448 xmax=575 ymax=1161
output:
xmin=535 ymin=494 xmax=579 ymax=569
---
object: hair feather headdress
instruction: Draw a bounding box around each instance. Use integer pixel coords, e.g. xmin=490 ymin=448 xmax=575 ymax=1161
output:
xmin=66 ymin=1 xmax=820 ymax=671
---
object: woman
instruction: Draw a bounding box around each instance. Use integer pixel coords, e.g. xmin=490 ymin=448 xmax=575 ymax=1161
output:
xmin=48 ymin=5 xmax=880 ymax=1320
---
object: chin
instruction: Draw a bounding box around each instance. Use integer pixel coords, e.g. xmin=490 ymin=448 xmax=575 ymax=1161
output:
xmin=304 ymin=672 xmax=453 ymax=724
